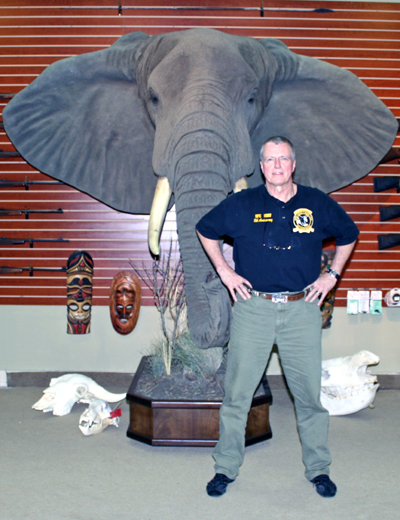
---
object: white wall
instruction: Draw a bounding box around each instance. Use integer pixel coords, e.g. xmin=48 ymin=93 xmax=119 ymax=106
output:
xmin=1 ymin=305 xmax=399 ymax=375
xmin=0 ymin=306 xmax=155 ymax=373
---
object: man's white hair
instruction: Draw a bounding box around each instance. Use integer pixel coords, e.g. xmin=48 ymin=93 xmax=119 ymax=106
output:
xmin=259 ymin=136 xmax=296 ymax=162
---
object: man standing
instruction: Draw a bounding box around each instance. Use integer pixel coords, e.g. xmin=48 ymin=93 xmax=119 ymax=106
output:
xmin=196 ymin=136 xmax=359 ymax=498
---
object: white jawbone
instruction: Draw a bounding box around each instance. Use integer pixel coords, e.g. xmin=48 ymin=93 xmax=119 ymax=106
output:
xmin=320 ymin=350 xmax=380 ymax=416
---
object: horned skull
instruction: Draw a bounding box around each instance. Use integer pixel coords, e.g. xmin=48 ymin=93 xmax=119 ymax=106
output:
xmin=32 ymin=374 xmax=126 ymax=417
xmin=320 ymin=350 xmax=380 ymax=416
xmin=79 ymin=399 xmax=121 ymax=436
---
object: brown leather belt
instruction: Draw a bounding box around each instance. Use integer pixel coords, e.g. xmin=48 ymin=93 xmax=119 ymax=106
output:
xmin=250 ymin=287 xmax=311 ymax=303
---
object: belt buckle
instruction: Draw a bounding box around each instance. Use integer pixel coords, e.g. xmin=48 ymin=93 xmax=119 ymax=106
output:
xmin=272 ymin=293 xmax=288 ymax=303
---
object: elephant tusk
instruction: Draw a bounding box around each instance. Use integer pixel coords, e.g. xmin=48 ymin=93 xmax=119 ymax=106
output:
xmin=148 ymin=176 xmax=172 ymax=256
xmin=234 ymin=177 xmax=248 ymax=193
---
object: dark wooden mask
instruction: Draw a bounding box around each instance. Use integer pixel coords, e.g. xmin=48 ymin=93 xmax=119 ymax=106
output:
xmin=110 ymin=271 xmax=141 ymax=335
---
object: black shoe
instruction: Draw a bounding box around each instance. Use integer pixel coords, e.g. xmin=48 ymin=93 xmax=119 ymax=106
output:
xmin=311 ymin=474 xmax=337 ymax=498
xmin=206 ymin=473 xmax=235 ymax=497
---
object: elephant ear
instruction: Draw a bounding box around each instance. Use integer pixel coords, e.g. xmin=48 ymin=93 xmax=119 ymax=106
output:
xmin=3 ymin=31 xmax=161 ymax=214
xmin=249 ymin=38 xmax=398 ymax=193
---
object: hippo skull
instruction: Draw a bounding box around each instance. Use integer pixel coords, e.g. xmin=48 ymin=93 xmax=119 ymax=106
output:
xmin=320 ymin=350 xmax=380 ymax=416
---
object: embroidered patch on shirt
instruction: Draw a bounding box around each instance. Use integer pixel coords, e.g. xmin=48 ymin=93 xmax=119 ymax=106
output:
xmin=254 ymin=213 xmax=273 ymax=223
xmin=293 ymin=208 xmax=314 ymax=233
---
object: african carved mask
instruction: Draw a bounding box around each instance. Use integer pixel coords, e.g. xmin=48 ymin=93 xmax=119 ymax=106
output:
xmin=66 ymin=250 xmax=94 ymax=334
xmin=109 ymin=271 xmax=141 ymax=335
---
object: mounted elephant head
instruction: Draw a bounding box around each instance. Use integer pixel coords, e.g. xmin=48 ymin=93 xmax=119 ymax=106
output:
xmin=3 ymin=29 xmax=397 ymax=349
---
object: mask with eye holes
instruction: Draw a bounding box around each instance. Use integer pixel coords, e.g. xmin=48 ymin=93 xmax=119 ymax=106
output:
xmin=109 ymin=271 xmax=142 ymax=335
xmin=66 ymin=250 xmax=94 ymax=334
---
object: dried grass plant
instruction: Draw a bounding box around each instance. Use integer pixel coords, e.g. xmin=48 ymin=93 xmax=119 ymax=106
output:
xmin=130 ymin=242 xmax=224 ymax=380
xmin=130 ymin=241 xmax=186 ymax=375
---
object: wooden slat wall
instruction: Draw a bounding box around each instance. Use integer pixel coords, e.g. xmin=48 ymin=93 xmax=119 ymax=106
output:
xmin=0 ymin=0 xmax=399 ymax=306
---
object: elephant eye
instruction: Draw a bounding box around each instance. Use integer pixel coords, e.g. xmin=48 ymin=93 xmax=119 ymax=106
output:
xmin=148 ymin=89 xmax=159 ymax=106
xmin=248 ymin=97 xmax=255 ymax=105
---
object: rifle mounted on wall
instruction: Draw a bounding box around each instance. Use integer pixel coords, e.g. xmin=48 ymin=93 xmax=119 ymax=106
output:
xmin=0 ymin=177 xmax=64 ymax=189
xmin=0 ymin=207 xmax=63 ymax=219
xmin=0 ymin=264 xmax=67 ymax=276
xmin=0 ymin=236 xmax=69 ymax=248
xmin=0 ymin=150 xmax=20 ymax=158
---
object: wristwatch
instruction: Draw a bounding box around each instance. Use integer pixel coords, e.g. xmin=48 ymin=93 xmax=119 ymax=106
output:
xmin=326 ymin=268 xmax=340 ymax=281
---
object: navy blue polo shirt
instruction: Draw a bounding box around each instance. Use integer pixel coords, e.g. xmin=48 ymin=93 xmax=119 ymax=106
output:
xmin=196 ymin=183 xmax=359 ymax=293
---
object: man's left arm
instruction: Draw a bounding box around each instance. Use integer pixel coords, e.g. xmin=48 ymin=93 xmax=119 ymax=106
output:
xmin=305 ymin=240 xmax=356 ymax=306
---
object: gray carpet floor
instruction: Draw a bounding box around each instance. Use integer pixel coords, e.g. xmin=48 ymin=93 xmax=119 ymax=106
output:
xmin=1 ymin=386 xmax=399 ymax=520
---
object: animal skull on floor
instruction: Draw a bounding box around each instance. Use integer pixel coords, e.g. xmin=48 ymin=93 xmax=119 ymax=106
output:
xmin=320 ymin=350 xmax=380 ymax=416
xmin=79 ymin=399 xmax=121 ymax=436
xmin=32 ymin=374 xmax=126 ymax=416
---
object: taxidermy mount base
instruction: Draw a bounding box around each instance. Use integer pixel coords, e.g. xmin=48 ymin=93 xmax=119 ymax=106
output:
xmin=126 ymin=356 xmax=273 ymax=447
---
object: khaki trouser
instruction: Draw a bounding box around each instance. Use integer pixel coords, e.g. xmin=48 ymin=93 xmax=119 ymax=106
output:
xmin=213 ymin=294 xmax=331 ymax=481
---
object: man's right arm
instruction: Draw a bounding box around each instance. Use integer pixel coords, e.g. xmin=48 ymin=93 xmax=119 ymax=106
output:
xmin=196 ymin=231 xmax=252 ymax=301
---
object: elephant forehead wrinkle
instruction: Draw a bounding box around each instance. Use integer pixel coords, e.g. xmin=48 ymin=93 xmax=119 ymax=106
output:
xmin=175 ymin=152 xmax=230 ymax=176
xmin=168 ymin=115 xmax=235 ymax=160
xmin=179 ymin=95 xmax=229 ymax=115
xmin=172 ymin=133 xmax=230 ymax=159
xmin=176 ymin=174 xmax=229 ymax=196
xmin=179 ymin=82 xmax=236 ymax=106
xmin=175 ymin=171 xmax=229 ymax=193
xmin=175 ymin=152 xmax=229 ymax=172
xmin=173 ymin=110 xmax=233 ymax=133
xmin=173 ymin=128 xmax=230 ymax=145
xmin=175 ymin=189 xmax=228 ymax=209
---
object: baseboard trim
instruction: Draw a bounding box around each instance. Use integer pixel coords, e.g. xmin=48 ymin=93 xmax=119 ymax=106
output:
xmin=3 ymin=371 xmax=400 ymax=390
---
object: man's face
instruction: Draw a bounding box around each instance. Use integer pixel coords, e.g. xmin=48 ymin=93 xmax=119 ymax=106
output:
xmin=260 ymin=142 xmax=296 ymax=190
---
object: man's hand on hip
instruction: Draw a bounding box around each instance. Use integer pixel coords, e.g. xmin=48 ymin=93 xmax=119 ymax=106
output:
xmin=305 ymin=273 xmax=337 ymax=306
xmin=196 ymin=230 xmax=252 ymax=302
xmin=217 ymin=264 xmax=252 ymax=302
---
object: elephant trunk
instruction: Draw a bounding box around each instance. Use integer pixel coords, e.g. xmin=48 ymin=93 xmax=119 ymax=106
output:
xmin=173 ymin=133 xmax=233 ymax=349
xmin=150 ymin=93 xmax=255 ymax=348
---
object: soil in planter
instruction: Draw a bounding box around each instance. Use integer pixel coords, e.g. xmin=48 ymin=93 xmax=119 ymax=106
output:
xmin=134 ymin=357 xmax=267 ymax=401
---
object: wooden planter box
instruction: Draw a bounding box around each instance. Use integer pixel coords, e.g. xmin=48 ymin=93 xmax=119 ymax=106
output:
xmin=126 ymin=356 xmax=273 ymax=447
